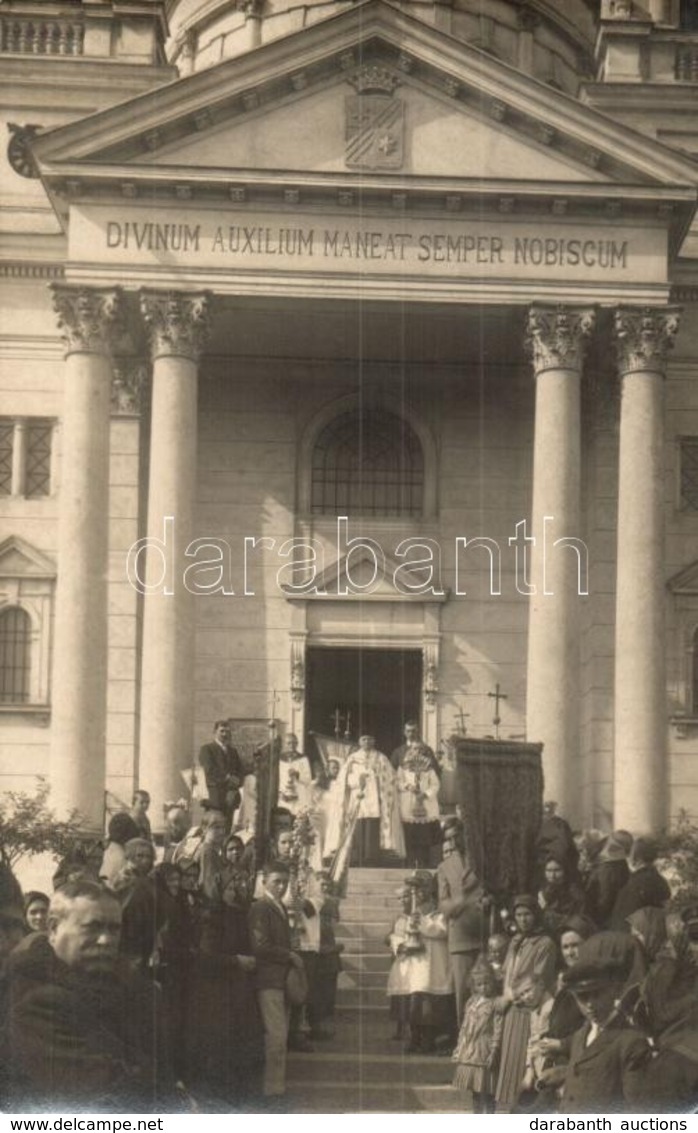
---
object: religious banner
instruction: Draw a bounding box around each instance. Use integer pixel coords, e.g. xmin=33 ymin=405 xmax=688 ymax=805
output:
xmin=310 ymin=731 xmax=355 ymax=774
xmin=454 ymin=737 xmax=543 ymax=899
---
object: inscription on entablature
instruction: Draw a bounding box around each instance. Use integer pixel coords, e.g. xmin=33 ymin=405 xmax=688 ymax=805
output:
xmin=73 ymin=205 xmax=667 ymax=287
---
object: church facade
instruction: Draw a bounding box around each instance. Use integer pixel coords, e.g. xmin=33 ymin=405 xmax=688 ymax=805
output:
xmin=2 ymin=0 xmax=698 ymax=835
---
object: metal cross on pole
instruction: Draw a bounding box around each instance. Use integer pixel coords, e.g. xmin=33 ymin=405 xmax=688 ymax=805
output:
xmin=331 ymin=707 xmax=344 ymax=740
xmin=487 ymin=683 xmax=508 ymax=740
xmin=454 ymin=705 xmax=470 ymax=737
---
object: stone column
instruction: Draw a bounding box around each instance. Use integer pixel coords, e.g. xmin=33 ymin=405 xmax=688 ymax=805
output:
xmin=526 ymin=304 xmax=595 ymax=822
xmin=49 ymin=285 xmax=122 ymax=827
xmin=613 ymin=306 xmax=680 ymax=833
xmin=11 ymin=419 xmax=27 ymax=497
xmin=138 ymin=291 xmax=211 ymax=828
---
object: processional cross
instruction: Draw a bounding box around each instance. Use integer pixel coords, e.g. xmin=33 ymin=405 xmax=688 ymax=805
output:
xmin=331 ymin=707 xmax=352 ymax=740
xmin=453 ymin=705 xmax=470 ymax=737
xmin=487 ymin=683 xmax=508 ymax=740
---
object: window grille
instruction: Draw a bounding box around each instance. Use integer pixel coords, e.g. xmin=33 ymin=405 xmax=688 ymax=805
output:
xmin=0 ymin=418 xmax=53 ymax=497
xmin=0 ymin=422 xmax=12 ymax=496
xmin=680 ymin=438 xmax=698 ymax=510
xmin=0 ymin=606 xmax=31 ymax=704
xmin=311 ymin=409 xmax=424 ymax=517
xmin=26 ymin=421 xmax=52 ymax=497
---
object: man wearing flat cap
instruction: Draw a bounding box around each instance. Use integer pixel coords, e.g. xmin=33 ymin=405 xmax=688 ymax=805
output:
xmin=559 ymin=932 xmax=652 ymax=1113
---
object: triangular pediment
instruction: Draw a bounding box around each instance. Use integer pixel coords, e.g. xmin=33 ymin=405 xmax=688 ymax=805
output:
xmin=0 ymin=536 xmax=56 ymax=579
xmin=32 ymin=0 xmax=698 ymax=211
xmin=283 ymin=546 xmax=448 ymax=601
xmin=668 ymin=559 xmax=698 ymax=596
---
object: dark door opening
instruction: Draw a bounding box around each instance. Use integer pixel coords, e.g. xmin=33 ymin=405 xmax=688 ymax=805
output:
xmin=305 ymin=646 xmax=423 ymax=760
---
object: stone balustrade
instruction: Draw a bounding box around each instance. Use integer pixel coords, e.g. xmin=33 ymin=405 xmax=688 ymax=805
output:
xmin=0 ymin=15 xmax=84 ymax=54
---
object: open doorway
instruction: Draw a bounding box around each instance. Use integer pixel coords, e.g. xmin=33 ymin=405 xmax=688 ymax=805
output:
xmin=304 ymin=646 xmax=423 ymax=759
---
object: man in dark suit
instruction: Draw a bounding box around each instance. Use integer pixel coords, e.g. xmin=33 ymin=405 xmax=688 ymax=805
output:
xmin=198 ymin=720 xmax=243 ymax=829
xmin=559 ymin=951 xmax=653 ymax=1113
xmin=610 ymin=836 xmax=671 ymax=930
xmin=436 ymin=817 xmax=485 ymax=1025
xmin=390 ymin=719 xmax=441 ymax=778
xmin=248 ymin=860 xmax=304 ymax=1101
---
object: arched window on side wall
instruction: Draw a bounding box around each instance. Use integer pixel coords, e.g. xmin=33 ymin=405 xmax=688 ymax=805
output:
xmin=311 ymin=408 xmax=424 ymax=517
xmin=0 ymin=606 xmax=31 ymax=704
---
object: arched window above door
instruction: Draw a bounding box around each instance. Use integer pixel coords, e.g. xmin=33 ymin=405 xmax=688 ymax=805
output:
xmin=310 ymin=407 xmax=425 ymax=518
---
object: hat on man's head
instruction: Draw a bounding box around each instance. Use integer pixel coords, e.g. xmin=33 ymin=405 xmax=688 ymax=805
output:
xmin=613 ymin=830 xmax=634 ymax=855
xmin=511 ymin=893 xmax=539 ymax=914
xmin=599 ymin=834 xmax=629 ymax=862
xmin=562 ymin=930 xmax=637 ymax=992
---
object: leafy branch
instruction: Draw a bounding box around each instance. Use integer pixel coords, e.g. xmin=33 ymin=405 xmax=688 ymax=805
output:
xmin=658 ymin=810 xmax=698 ymax=908
xmin=0 ymin=777 xmax=88 ymax=869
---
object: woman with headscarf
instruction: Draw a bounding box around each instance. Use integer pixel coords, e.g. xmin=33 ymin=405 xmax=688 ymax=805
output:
xmin=495 ymin=894 xmax=557 ymax=1112
xmin=214 ymin=834 xmax=254 ymax=955
xmin=185 ymin=823 xmax=264 ymax=1108
xmin=538 ymin=856 xmax=586 ymax=937
xmin=529 ymin=914 xmax=597 ymax=1110
xmin=584 ymin=832 xmax=632 ymax=929
xmin=150 ymin=863 xmax=197 ymax=1086
xmin=23 ymin=891 xmax=49 ymax=935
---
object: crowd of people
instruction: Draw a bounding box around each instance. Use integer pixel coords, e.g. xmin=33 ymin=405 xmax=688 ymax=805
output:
xmin=385 ymin=813 xmax=698 ymax=1114
xmin=0 ymin=717 xmax=696 ymax=1115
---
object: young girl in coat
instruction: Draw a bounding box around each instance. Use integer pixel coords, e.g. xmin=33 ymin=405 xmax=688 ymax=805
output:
xmin=452 ymin=957 xmax=502 ymax=1113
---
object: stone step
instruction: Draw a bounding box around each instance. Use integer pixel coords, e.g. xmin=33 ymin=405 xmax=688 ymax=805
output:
xmin=287 ymin=1051 xmax=455 ymax=1086
xmin=340 ymin=952 xmax=393 ymax=973
xmin=347 ymin=868 xmax=409 ymax=882
xmin=285 ymin=1081 xmax=464 ymax=1113
xmin=335 ymin=920 xmax=392 ymax=939
xmin=338 ymin=968 xmax=391 ymax=989
xmin=345 ymin=879 xmax=407 ymax=892
xmin=336 ymin=985 xmax=391 ymax=1007
xmin=335 ymin=934 xmax=391 ymax=954
xmin=336 ymin=907 xmax=394 ymax=925
xmin=341 ymin=893 xmax=404 ymax=908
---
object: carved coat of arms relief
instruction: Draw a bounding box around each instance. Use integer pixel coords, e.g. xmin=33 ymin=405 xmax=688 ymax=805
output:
xmin=345 ymin=65 xmax=404 ymax=171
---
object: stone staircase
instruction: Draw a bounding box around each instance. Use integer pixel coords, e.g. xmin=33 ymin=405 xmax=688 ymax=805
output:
xmin=286 ymin=867 xmax=465 ymax=1113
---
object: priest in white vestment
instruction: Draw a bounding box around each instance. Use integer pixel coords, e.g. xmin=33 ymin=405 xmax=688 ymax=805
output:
xmin=324 ymin=735 xmax=405 ymax=874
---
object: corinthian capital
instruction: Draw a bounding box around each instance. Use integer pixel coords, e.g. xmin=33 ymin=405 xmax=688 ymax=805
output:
xmin=51 ymin=285 xmax=123 ymax=356
xmin=140 ymin=290 xmax=212 ymax=362
xmin=614 ymin=306 xmax=681 ymax=376
xmin=527 ymin=304 xmax=596 ymax=375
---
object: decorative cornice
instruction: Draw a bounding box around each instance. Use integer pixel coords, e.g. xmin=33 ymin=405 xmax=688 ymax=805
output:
xmin=671 ymin=285 xmax=698 ymax=303
xmin=0 ymin=262 xmax=64 ymax=279
xmin=613 ymin=306 xmax=682 ymax=376
xmin=527 ymin=304 xmax=596 ymax=375
xmin=139 ymin=290 xmax=212 ymax=362
xmin=50 ymin=285 xmax=123 ymax=357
